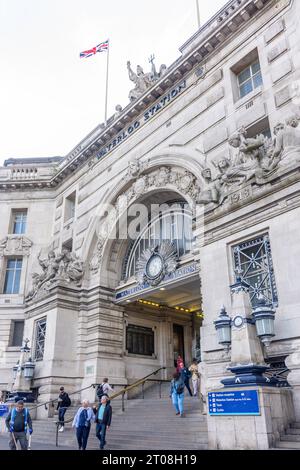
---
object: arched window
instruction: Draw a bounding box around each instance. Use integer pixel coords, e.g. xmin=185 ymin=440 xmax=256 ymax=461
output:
xmin=123 ymin=202 xmax=193 ymax=280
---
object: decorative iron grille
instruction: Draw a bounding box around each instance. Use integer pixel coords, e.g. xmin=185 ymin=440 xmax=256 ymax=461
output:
xmin=233 ymin=234 xmax=278 ymax=307
xmin=34 ymin=318 xmax=47 ymax=361
xmin=124 ymin=202 xmax=193 ymax=280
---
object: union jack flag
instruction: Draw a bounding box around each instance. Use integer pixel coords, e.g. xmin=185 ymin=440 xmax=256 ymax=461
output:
xmin=80 ymin=39 xmax=109 ymax=59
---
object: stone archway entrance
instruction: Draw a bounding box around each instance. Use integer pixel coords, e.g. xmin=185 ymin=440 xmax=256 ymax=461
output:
xmin=82 ymin=163 xmax=205 ymax=385
xmin=98 ymin=184 xmax=204 ymax=381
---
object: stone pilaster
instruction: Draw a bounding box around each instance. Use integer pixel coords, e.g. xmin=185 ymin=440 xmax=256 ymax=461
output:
xmin=286 ymin=348 xmax=300 ymax=422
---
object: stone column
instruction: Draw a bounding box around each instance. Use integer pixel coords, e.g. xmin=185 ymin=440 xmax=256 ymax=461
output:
xmin=25 ymin=284 xmax=83 ymax=418
xmin=286 ymin=348 xmax=300 ymax=422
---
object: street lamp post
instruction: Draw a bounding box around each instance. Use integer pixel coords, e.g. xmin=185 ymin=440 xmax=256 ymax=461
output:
xmin=8 ymin=339 xmax=36 ymax=403
xmin=213 ymin=275 xmax=278 ymax=387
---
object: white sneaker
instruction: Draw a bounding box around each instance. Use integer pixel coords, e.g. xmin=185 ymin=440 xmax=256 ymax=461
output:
xmin=58 ymin=426 xmax=64 ymax=432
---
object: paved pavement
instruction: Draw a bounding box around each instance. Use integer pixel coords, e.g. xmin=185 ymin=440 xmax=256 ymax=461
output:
xmin=0 ymin=434 xmax=74 ymax=451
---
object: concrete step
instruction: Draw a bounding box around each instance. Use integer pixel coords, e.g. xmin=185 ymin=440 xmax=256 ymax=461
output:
xmin=280 ymin=434 xmax=300 ymax=442
xmin=290 ymin=422 xmax=300 ymax=429
xmin=27 ymin=395 xmax=208 ymax=450
xmin=285 ymin=427 xmax=300 ymax=435
xmin=52 ymin=434 xmax=208 ymax=446
xmin=276 ymin=441 xmax=300 ymax=450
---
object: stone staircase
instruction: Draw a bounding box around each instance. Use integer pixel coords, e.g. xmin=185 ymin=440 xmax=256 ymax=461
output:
xmin=276 ymin=422 xmax=300 ymax=450
xmin=30 ymin=394 xmax=208 ymax=450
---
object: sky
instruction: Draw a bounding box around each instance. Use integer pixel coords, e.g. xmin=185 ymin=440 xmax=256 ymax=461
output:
xmin=0 ymin=0 xmax=227 ymax=166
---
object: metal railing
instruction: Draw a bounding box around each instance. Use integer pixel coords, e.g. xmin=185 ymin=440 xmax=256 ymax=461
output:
xmin=27 ymin=383 xmax=97 ymax=413
xmin=54 ymin=366 xmax=167 ymax=447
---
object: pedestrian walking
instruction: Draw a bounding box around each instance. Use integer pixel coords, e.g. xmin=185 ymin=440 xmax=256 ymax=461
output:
xmin=189 ymin=358 xmax=200 ymax=397
xmin=57 ymin=386 xmax=71 ymax=432
xmin=5 ymin=400 xmax=33 ymax=450
xmin=96 ymin=378 xmax=114 ymax=401
xmin=93 ymin=395 xmax=112 ymax=450
xmin=176 ymin=355 xmax=184 ymax=372
xmin=72 ymin=399 xmax=94 ymax=450
xmin=170 ymin=371 xmax=185 ymax=417
xmin=179 ymin=362 xmax=193 ymax=396
xmin=0 ymin=398 xmax=9 ymax=434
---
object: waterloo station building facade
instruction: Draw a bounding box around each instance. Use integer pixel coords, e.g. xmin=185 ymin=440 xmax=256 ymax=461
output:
xmin=1 ymin=0 xmax=300 ymax=448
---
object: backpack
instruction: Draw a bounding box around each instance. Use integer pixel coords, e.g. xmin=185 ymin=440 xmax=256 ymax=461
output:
xmin=65 ymin=394 xmax=71 ymax=407
xmin=96 ymin=384 xmax=104 ymax=399
xmin=174 ymin=380 xmax=185 ymax=395
xmin=10 ymin=408 xmax=29 ymax=432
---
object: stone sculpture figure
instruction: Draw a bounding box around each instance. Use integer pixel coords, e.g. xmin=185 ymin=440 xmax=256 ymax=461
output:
xmin=65 ymin=252 xmax=84 ymax=286
xmin=126 ymin=158 xmax=141 ymax=180
xmin=226 ymin=127 xmax=266 ymax=183
xmin=113 ymin=104 xmax=123 ymax=120
xmin=25 ymin=273 xmax=41 ymax=302
xmin=197 ymin=168 xmax=221 ymax=204
xmin=150 ymin=61 xmax=167 ymax=82
xmin=127 ymin=61 xmax=153 ymax=101
xmin=37 ymin=250 xmax=60 ymax=288
xmin=26 ymin=249 xmax=84 ymax=301
xmin=271 ymin=116 xmax=300 ymax=168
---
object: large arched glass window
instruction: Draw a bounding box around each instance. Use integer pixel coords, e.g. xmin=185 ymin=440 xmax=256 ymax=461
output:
xmin=123 ymin=202 xmax=193 ymax=280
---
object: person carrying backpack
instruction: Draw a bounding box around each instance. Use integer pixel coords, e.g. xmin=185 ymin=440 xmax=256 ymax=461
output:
xmin=96 ymin=378 xmax=114 ymax=401
xmin=57 ymin=386 xmax=71 ymax=432
xmin=5 ymin=400 xmax=33 ymax=450
xmin=169 ymin=371 xmax=185 ymax=417
xmin=179 ymin=363 xmax=193 ymax=397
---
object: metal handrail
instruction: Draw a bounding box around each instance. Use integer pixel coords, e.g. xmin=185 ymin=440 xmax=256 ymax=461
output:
xmin=54 ymin=366 xmax=167 ymax=447
xmin=27 ymin=384 xmax=97 ymax=412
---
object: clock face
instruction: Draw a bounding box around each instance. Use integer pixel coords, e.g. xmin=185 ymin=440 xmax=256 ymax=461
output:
xmin=146 ymin=254 xmax=163 ymax=279
xmin=233 ymin=316 xmax=244 ymax=328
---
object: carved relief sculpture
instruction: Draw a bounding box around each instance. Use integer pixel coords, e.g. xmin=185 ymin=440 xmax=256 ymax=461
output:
xmin=89 ymin=237 xmax=105 ymax=274
xmin=271 ymin=116 xmax=300 ymax=168
xmin=0 ymin=235 xmax=32 ymax=257
xmin=197 ymin=168 xmax=221 ymax=205
xmin=25 ymin=249 xmax=84 ymax=301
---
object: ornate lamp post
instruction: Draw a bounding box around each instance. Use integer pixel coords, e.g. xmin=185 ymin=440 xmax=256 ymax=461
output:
xmin=214 ymin=306 xmax=232 ymax=352
xmin=252 ymin=297 xmax=276 ymax=347
xmin=8 ymin=339 xmax=36 ymax=403
xmin=213 ymin=272 xmax=278 ymax=387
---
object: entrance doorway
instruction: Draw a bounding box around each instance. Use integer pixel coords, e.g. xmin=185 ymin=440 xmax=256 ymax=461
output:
xmin=173 ymin=324 xmax=185 ymax=368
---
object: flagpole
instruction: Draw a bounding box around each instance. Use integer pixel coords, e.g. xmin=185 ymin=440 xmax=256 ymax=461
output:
xmin=196 ymin=0 xmax=201 ymax=29
xmin=104 ymin=39 xmax=110 ymax=125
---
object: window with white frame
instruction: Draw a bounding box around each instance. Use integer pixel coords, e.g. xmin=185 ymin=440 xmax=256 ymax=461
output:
xmin=232 ymin=234 xmax=278 ymax=307
xmin=11 ymin=210 xmax=27 ymax=234
xmin=237 ymin=60 xmax=263 ymax=99
xmin=3 ymin=258 xmax=23 ymax=294
xmin=34 ymin=318 xmax=47 ymax=361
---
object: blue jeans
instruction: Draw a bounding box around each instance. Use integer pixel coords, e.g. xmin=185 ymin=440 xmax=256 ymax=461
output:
xmin=96 ymin=423 xmax=107 ymax=449
xmin=76 ymin=425 xmax=90 ymax=450
xmin=58 ymin=407 xmax=67 ymax=425
xmin=172 ymin=392 xmax=184 ymax=415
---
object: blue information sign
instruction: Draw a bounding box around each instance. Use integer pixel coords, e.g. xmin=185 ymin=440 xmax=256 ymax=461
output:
xmin=0 ymin=405 xmax=9 ymax=417
xmin=208 ymin=390 xmax=260 ymax=416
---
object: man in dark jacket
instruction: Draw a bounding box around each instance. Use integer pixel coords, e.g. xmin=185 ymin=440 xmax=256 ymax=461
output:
xmin=179 ymin=366 xmax=193 ymax=397
xmin=57 ymin=386 xmax=71 ymax=432
xmin=5 ymin=400 xmax=33 ymax=450
xmin=93 ymin=395 xmax=112 ymax=450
